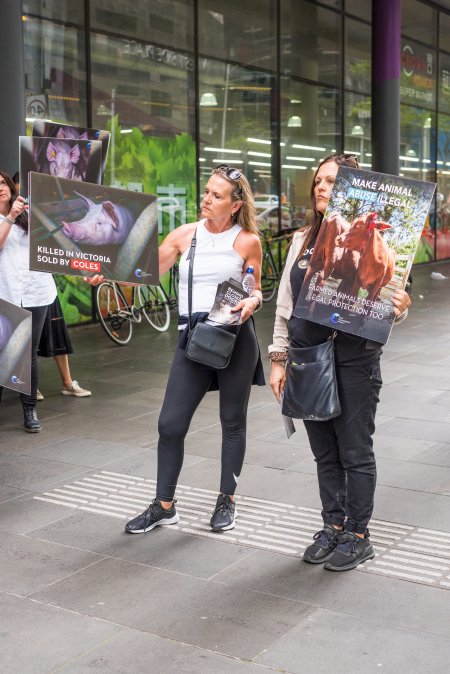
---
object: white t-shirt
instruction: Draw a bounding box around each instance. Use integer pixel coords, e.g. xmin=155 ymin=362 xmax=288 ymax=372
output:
xmin=0 ymin=216 xmax=56 ymax=308
xmin=178 ymin=219 xmax=245 ymax=320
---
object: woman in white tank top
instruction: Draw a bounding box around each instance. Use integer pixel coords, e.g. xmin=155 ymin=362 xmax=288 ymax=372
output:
xmin=124 ymin=165 xmax=265 ymax=534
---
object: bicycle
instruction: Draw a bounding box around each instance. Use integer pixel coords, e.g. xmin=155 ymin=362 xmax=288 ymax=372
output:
xmin=260 ymin=227 xmax=295 ymax=302
xmin=95 ymin=282 xmax=170 ymax=346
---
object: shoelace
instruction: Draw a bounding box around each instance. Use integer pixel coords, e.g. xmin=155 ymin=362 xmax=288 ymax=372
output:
xmin=214 ymin=495 xmax=232 ymax=516
xmin=313 ymin=528 xmax=335 ymax=545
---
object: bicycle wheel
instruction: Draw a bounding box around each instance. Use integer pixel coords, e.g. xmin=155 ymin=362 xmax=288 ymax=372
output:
xmin=95 ymin=282 xmax=133 ymax=346
xmin=137 ymin=285 xmax=170 ymax=332
xmin=261 ymin=254 xmax=277 ymax=302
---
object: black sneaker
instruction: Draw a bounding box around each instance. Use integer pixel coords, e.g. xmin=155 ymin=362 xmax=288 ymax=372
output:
xmin=303 ymin=524 xmax=341 ymax=564
xmin=23 ymin=408 xmax=42 ymax=433
xmin=324 ymin=530 xmax=375 ymax=571
xmin=125 ymin=498 xmax=179 ymax=534
xmin=210 ymin=494 xmax=236 ymax=531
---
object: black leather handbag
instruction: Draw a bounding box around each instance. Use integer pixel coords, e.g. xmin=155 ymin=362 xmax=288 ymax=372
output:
xmin=184 ymin=230 xmax=238 ymax=370
xmin=282 ymin=333 xmax=341 ymax=421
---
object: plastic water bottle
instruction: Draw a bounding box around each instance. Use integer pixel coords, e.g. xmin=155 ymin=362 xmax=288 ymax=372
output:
xmin=242 ymin=266 xmax=256 ymax=295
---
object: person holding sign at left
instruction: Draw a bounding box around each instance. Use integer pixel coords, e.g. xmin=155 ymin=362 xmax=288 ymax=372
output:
xmin=0 ymin=170 xmax=56 ymax=432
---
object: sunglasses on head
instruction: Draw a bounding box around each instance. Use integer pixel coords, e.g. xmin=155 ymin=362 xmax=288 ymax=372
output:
xmin=214 ymin=164 xmax=242 ymax=180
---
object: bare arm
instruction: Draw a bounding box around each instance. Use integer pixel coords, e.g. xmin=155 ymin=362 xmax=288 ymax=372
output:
xmin=0 ymin=197 xmax=28 ymax=248
xmin=231 ymin=231 xmax=263 ymax=322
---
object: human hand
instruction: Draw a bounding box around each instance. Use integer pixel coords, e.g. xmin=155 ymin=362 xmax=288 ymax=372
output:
xmin=391 ymin=288 xmax=411 ymax=316
xmin=231 ymin=296 xmax=260 ymax=323
xmin=83 ymin=274 xmax=105 ymax=286
xmin=269 ymin=361 xmax=286 ymax=402
xmin=9 ymin=196 xmax=28 ymax=221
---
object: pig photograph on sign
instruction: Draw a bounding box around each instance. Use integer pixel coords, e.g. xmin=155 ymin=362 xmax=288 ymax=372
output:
xmin=28 ymin=173 xmax=159 ymax=285
xmin=32 ymin=121 xmax=111 ymax=178
xmin=20 ymin=137 xmax=103 ymax=196
xmin=0 ymin=299 xmax=32 ymax=395
xmin=293 ymin=166 xmax=436 ymax=344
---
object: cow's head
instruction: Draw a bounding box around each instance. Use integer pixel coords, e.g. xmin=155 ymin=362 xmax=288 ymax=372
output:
xmin=336 ymin=211 xmax=391 ymax=250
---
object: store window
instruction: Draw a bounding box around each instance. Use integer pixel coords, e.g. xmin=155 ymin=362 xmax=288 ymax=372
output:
xmin=90 ymin=32 xmax=197 ymax=230
xmin=22 ymin=0 xmax=84 ymax=24
xmin=400 ymin=105 xmax=436 ymax=263
xmin=439 ymin=51 xmax=450 ymax=114
xmin=436 ymin=113 xmax=450 ymax=261
xmin=199 ymin=59 xmax=276 ymax=220
xmin=280 ymin=79 xmax=341 ymax=231
xmin=400 ymin=38 xmax=436 ymax=109
xmin=198 ymin=0 xmax=276 ymax=71
xmin=345 ymin=0 xmax=371 ymax=22
xmin=401 ymin=0 xmax=437 ymax=46
xmin=281 ymin=1 xmax=342 ymax=87
xmin=90 ymin=0 xmax=194 ymax=53
xmin=23 ymin=17 xmax=87 ymax=126
xmin=345 ymin=18 xmax=371 ymax=94
xmin=439 ymin=12 xmax=450 ymax=51
xmin=344 ymin=93 xmax=371 ymax=168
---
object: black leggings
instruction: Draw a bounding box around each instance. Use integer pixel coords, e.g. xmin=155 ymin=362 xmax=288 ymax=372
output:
xmin=21 ymin=304 xmax=48 ymax=409
xmin=156 ymin=320 xmax=259 ymax=501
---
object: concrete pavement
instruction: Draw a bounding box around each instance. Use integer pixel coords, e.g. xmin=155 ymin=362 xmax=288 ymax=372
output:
xmin=1 ymin=261 xmax=450 ymax=673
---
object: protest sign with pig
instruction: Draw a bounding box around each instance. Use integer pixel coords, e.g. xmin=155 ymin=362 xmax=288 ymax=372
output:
xmin=20 ymin=137 xmax=103 ymax=196
xmin=0 ymin=299 xmax=32 ymax=394
xmin=32 ymin=121 xmax=110 ymax=178
xmin=29 ymin=173 xmax=159 ymax=284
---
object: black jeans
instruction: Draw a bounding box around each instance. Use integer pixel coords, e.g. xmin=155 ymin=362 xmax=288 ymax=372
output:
xmin=303 ymin=359 xmax=382 ymax=534
xmin=20 ymin=304 xmax=49 ymax=409
xmin=156 ymin=320 xmax=259 ymax=501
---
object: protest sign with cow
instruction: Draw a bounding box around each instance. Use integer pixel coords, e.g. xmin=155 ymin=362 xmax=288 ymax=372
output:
xmin=294 ymin=166 xmax=436 ymax=344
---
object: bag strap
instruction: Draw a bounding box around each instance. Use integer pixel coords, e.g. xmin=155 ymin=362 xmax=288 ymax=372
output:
xmin=187 ymin=229 xmax=197 ymax=331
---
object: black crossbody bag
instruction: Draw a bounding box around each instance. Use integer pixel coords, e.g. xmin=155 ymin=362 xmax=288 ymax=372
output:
xmin=184 ymin=230 xmax=239 ymax=369
xmin=281 ymin=331 xmax=341 ymax=421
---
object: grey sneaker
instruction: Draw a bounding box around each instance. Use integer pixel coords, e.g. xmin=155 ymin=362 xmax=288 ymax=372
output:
xmin=36 ymin=389 xmax=44 ymax=401
xmin=210 ymin=494 xmax=236 ymax=531
xmin=324 ymin=530 xmax=375 ymax=571
xmin=61 ymin=380 xmax=91 ymax=397
xmin=125 ymin=498 xmax=179 ymax=534
xmin=303 ymin=524 xmax=341 ymax=564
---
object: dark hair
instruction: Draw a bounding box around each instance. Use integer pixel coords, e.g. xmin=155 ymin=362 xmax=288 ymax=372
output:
xmin=299 ymin=153 xmax=359 ymax=258
xmin=0 ymin=170 xmax=28 ymax=232
xmin=12 ymin=171 xmax=19 ymax=185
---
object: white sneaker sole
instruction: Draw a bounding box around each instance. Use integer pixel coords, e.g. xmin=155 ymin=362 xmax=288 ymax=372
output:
xmin=210 ymin=508 xmax=237 ymax=532
xmin=61 ymin=391 xmax=91 ymax=397
xmin=126 ymin=513 xmax=179 ymax=534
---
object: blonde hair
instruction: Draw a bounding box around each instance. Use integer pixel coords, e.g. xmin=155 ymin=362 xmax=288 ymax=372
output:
xmin=211 ymin=166 xmax=259 ymax=234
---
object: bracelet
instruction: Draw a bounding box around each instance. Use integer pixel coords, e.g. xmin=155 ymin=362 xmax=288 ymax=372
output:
xmin=3 ymin=216 xmax=15 ymax=225
xmin=250 ymin=294 xmax=262 ymax=312
xmin=268 ymin=351 xmax=288 ymax=362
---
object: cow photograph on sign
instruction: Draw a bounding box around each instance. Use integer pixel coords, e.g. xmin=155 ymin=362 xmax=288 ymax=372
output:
xmin=0 ymin=299 xmax=32 ymax=395
xmin=19 ymin=136 xmax=103 ymax=196
xmin=28 ymin=173 xmax=159 ymax=284
xmin=294 ymin=166 xmax=436 ymax=344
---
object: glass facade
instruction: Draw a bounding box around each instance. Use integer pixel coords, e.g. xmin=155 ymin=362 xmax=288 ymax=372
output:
xmin=19 ymin=0 xmax=450 ymax=321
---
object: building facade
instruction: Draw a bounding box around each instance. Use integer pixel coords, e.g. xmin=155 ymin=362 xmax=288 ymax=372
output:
xmin=3 ymin=0 xmax=450 ymax=321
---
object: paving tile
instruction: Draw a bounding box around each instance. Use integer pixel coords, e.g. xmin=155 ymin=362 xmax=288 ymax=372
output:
xmin=212 ymin=548 xmax=450 ymax=639
xmin=17 ymin=437 xmax=143 ymax=468
xmin=0 ymin=453 xmax=88 ymax=492
xmin=411 ymin=441 xmax=450 ymax=467
xmin=376 ymin=417 xmax=450 ymax=443
xmin=30 ymin=557 xmax=312 ymax=659
xmin=0 ymin=530 xmax=105 ymax=596
xmin=30 ymin=510 xmax=254 ymax=579
xmin=58 ymin=629 xmax=271 ymax=673
xmin=0 ymin=592 xmax=125 ymax=674
xmin=371 ymin=434 xmax=435 ymax=461
xmin=256 ymin=606 xmax=450 ymax=674
xmin=376 ymin=456 xmax=450 ymax=492
xmin=0 ymin=484 xmax=29 ymax=504
xmin=0 ymin=493 xmax=77 ymax=534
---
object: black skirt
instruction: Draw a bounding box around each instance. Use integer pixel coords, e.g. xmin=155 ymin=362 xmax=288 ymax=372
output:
xmin=37 ymin=296 xmax=74 ymax=357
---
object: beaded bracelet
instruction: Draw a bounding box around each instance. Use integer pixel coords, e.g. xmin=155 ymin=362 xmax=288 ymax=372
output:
xmin=3 ymin=216 xmax=15 ymax=226
xmin=268 ymin=351 xmax=288 ymax=362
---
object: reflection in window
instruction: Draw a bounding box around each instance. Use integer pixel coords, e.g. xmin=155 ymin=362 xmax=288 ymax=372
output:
xmin=23 ymin=17 xmax=87 ymax=126
xmin=281 ymin=1 xmax=342 ymax=87
xmin=199 ymin=59 xmax=276 ymax=204
xmin=440 ymin=12 xmax=450 ymax=52
xmin=439 ymin=52 xmax=450 ymax=114
xmin=346 ymin=0 xmax=371 ymax=22
xmin=90 ymin=32 xmax=197 ymax=224
xmin=23 ymin=0 xmax=84 ymax=24
xmin=436 ymin=114 xmax=450 ymax=261
xmin=345 ymin=18 xmax=371 ymax=94
xmin=89 ymin=0 xmax=194 ymax=53
xmin=280 ymin=80 xmax=340 ymax=231
xmin=401 ymin=0 xmax=437 ymax=46
xmin=345 ymin=93 xmax=371 ymax=168
xmin=198 ymin=0 xmax=276 ymax=71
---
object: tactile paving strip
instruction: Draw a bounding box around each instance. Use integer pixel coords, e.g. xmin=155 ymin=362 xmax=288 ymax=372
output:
xmin=34 ymin=470 xmax=450 ymax=590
